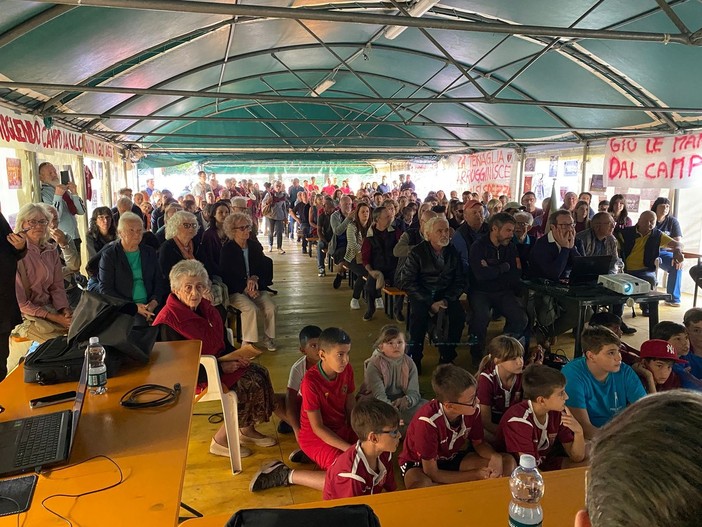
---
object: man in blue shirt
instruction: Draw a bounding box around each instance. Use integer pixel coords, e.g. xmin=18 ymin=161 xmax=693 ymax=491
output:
xmin=563 ymin=326 xmax=646 ymax=439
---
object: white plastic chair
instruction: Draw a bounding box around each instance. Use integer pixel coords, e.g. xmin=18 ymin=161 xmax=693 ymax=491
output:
xmin=196 ymin=354 xmax=242 ymax=475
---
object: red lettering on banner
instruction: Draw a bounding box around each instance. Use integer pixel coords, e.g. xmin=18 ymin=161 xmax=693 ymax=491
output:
xmin=608 ymin=157 xmax=638 ymax=179
xmin=646 ymin=137 xmax=663 ymax=154
xmin=12 ymin=119 xmax=26 ymax=142
xmin=608 ymin=138 xmax=638 ymax=153
xmin=672 ymin=133 xmax=702 ymax=153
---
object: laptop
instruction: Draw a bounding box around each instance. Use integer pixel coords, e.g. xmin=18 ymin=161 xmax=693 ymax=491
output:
xmin=0 ymin=353 xmax=88 ymax=476
xmin=568 ymin=255 xmax=612 ymax=286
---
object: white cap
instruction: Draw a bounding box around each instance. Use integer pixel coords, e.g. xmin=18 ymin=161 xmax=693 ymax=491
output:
xmin=89 ymin=337 xmax=99 ymax=345
xmin=519 ymin=454 xmax=537 ymax=469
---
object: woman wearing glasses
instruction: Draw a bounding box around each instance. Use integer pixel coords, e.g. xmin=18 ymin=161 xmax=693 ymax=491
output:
xmin=98 ymin=212 xmax=166 ymax=325
xmin=220 ymin=212 xmax=277 ymax=351
xmin=11 ymin=203 xmax=71 ymax=346
xmin=158 ymin=210 xmax=201 ymax=280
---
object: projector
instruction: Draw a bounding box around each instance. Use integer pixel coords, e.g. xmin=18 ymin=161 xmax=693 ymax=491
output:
xmin=598 ymin=273 xmax=652 ymax=295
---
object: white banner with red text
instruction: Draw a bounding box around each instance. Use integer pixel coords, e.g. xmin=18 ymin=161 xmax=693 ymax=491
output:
xmin=0 ymin=107 xmax=118 ymax=163
xmin=451 ymin=148 xmax=518 ymax=198
xmin=604 ymin=133 xmax=702 ymax=189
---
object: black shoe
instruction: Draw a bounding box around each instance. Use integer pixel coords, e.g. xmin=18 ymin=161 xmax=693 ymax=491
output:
xmin=395 ymin=310 xmax=405 ymax=322
xmin=333 ymin=274 xmax=343 ymax=289
xmin=250 ymin=461 xmax=291 ymax=492
xmin=289 ymin=449 xmax=313 ymax=464
xmin=277 ymin=420 xmax=293 ymax=434
xmin=363 ymin=307 xmax=375 ymax=321
xmin=621 ymin=324 xmax=637 ymax=335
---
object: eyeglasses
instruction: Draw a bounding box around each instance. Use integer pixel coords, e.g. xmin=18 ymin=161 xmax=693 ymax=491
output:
xmin=26 ymin=219 xmax=49 ymax=227
xmin=374 ymin=429 xmax=401 ymax=438
xmin=556 ymin=223 xmax=575 ymax=229
xmin=181 ymin=223 xmax=198 ymax=229
xmin=234 ymin=225 xmax=252 ymax=231
xmin=448 ymin=397 xmax=478 ymax=408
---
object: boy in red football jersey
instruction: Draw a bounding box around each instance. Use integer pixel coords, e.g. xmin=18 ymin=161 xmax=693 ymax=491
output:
xmin=399 ymin=364 xmax=515 ymax=489
xmin=497 ymin=364 xmax=586 ymax=470
xmin=323 ymin=399 xmax=399 ymax=500
xmin=250 ymin=327 xmax=356 ymax=492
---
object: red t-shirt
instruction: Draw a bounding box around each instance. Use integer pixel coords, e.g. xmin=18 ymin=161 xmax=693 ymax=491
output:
xmin=477 ymin=364 xmax=523 ymax=424
xmin=298 ymin=362 xmax=355 ymax=445
xmin=620 ymin=342 xmax=640 ymax=366
xmin=398 ymin=400 xmax=484 ymax=466
xmin=322 ymin=185 xmax=336 ymax=196
xmin=496 ymin=400 xmax=574 ymax=468
xmin=323 ymin=441 xmax=396 ymax=500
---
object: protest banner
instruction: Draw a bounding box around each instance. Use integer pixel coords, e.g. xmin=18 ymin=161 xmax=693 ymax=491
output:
xmin=604 ymin=133 xmax=702 ymax=189
xmin=455 ymin=148 xmax=517 ymax=197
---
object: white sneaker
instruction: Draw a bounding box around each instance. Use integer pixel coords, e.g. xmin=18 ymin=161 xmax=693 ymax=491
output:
xmin=350 ymin=298 xmax=361 ymax=310
xmin=375 ymin=297 xmax=384 ymax=309
xmin=268 ymin=246 xmax=273 ymax=252
xmin=263 ymin=337 xmax=277 ymax=352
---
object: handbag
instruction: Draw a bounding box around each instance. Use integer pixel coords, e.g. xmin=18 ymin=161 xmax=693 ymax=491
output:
xmin=24 ymin=291 xmax=158 ymax=384
xmin=543 ymin=348 xmax=570 ymax=370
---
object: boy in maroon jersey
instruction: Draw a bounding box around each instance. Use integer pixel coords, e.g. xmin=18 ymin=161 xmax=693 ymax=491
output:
xmin=497 ymin=364 xmax=586 ymax=470
xmin=250 ymin=327 xmax=356 ymax=492
xmin=399 ymin=364 xmax=515 ymax=489
xmin=323 ymin=399 xmax=399 ymax=500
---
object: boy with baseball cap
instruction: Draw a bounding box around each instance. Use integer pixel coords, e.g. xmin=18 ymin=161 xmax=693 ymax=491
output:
xmin=638 ymin=339 xmax=686 ymax=393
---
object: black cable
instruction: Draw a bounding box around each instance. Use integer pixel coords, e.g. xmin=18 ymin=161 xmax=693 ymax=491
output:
xmin=41 ymin=454 xmax=124 ymax=527
xmin=119 ymin=383 xmax=181 ymax=409
xmin=0 ymin=496 xmax=21 ymax=527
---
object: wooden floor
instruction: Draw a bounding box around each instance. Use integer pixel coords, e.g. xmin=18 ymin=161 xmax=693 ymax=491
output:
xmin=180 ymin=233 xmax=694 ymax=521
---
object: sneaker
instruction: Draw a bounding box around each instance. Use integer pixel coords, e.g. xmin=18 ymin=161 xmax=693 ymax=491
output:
xmin=318 ymin=268 xmax=326 ymax=277
xmin=375 ymin=297 xmax=384 ymax=309
xmin=665 ymin=301 xmax=681 ymax=307
xmin=350 ymin=298 xmax=361 ymax=310
xmin=240 ymin=431 xmax=278 ymax=447
xmin=289 ymin=449 xmax=313 ymax=464
xmin=263 ymin=337 xmax=277 ymax=352
xmin=278 ymin=249 xmax=286 ymax=255
xmin=210 ymin=438 xmax=252 ymax=458
xmin=277 ymin=420 xmax=294 ymax=434
xmin=363 ymin=309 xmax=374 ymax=321
xmin=333 ymin=274 xmax=343 ymax=289
xmin=268 ymin=246 xmax=273 ymax=252
xmin=249 ymin=461 xmax=291 ymax=492
xmin=621 ymin=324 xmax=637 ymax=335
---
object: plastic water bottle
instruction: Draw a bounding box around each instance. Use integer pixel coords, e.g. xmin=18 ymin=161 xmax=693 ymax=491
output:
xmin=86 ymin=337 xmax=107 ymax=395
xmin=508 ymin=454 xmax=544 ymax=527
xmin=615 ymin=258 xmax=625 ymax=274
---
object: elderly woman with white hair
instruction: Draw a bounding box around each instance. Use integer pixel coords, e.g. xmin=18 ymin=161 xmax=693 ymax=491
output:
xmin=220 ymin=212 xmax=277 ymax=351
xmin=153 ymin=259 xmax=277 ymax=457
xmin=11 ymin=203 xmax=71 ymax=345
xmin=98 ymin=211 xmax=166 ymax=325
xmin=158 ymin=210 xmax=201 ymax=281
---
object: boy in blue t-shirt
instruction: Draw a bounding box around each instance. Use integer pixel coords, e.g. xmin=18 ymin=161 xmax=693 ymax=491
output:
xmin=683 ymin=308 xmax=702 ymax=378
xmin=562 ymin=326 xmax=646 ymax=440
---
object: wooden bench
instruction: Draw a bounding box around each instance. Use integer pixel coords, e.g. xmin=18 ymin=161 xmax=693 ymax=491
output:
xmin=382 ymin=286 xmax=408 ymax=326
xmin=306 ymin=237 xmax=319 ymax=257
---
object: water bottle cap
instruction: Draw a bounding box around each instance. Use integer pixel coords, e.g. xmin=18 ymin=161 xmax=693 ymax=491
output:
xmin=89 ymin=337 xmax=99 ymax=345
xmin=519 ymin=454 xmax=537 ymax=469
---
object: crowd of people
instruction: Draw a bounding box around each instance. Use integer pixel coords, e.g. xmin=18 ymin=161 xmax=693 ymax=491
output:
xmin=2 ymin=165 xmax=702 ymax=524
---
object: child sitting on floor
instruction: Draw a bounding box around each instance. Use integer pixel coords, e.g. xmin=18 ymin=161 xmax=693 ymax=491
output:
xmin=398 ymin=364 xmax=515 ymax=489
xmin=562 ymin=326 xmax=646 ymax=440
xmin=358 ymin=325 xmax=426 ymax=426
xmin=283 ymin=325 xmax=322 ymax=463
xmin=651 ymin=321 xmax=702 ymax=391
xmin=323 ymin=399 xmax=400 ymax=500
xmin=682 ymin=308 xmax=702 ymax=378
xmin=476 ymin=335 xmax=524 ymax=442
xmin=250 ymin=327 xmax=356 ymax=492
xmin=497 ymin=364 xmax=586 ymax=470
xmin=637 ymin=339 xmax=686 ymax=393
xmin=588 ymin=312 xmax=640 ymax=366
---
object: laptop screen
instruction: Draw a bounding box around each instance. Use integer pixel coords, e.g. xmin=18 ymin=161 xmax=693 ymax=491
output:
xmin=68 ymin=352 xmax=89 ymax=453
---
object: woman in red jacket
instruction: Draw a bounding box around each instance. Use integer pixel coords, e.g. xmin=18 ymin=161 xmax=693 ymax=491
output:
xmin=153 ymin=259 xmax=278 ymax=459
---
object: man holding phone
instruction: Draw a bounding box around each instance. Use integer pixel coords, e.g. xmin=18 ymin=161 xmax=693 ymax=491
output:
xmin=39 ymin=162 xmax=85 ymax=256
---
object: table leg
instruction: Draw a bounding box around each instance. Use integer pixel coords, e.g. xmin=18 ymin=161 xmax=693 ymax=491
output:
xmin=574 ymin=302 xmax=587 ymax=358
xmin=695 ymin=257 xmax=700 ymax=308
xmin=649 ymin=300 xmax=660 ymax=336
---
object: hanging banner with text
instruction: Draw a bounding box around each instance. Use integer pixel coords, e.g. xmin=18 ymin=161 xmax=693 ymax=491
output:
xmin=0 ymin=108 xmax=117 ymax=163
xmin=454 ymin=148 xmax=518 ymax=198
xmin=604 ymin=133 xmax=702 ymax=189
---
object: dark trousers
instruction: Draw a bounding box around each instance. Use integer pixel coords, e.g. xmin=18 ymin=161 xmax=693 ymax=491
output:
xmin=408 ymin=299 xmax=465 ymax=363
xmin=268 ymin=219 xmax=284 ymax=249
xmin=469 ymin=290 xmax=528 ymax=354
xmin=348 ymin=261 xmax=368 ymax=300
xmin=317 ymin=239 xmax=328 ymax=270
xmin=0 ymin=331 xmax=9 ymax=381
xmin=627 ymin=269 xmax=657 ymax=313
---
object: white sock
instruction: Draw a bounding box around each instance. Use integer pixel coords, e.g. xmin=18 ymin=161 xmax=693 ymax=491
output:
xmin=288 ymin=469 xmax=295 ymax=485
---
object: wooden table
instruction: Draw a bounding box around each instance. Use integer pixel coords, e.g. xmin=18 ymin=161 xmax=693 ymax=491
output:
xmin=0 ymin=340 xmax=201 ymax=526
xmin=183 ymin=467 xmax=586 ymax=527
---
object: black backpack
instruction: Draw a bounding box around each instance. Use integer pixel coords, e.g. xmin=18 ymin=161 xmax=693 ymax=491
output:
xmin=23 ymin=291 xmax=158 ymax=384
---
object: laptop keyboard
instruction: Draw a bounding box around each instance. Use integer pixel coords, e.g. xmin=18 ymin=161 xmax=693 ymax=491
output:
xmin=14 ymin=413 xmax=63 ymax=468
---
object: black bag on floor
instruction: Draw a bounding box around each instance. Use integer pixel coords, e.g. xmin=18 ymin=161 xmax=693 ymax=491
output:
xmin=23 ymin=291 xmax=158 ymax=384
xmin=225 ymin=505 xmax=381 ymax=527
